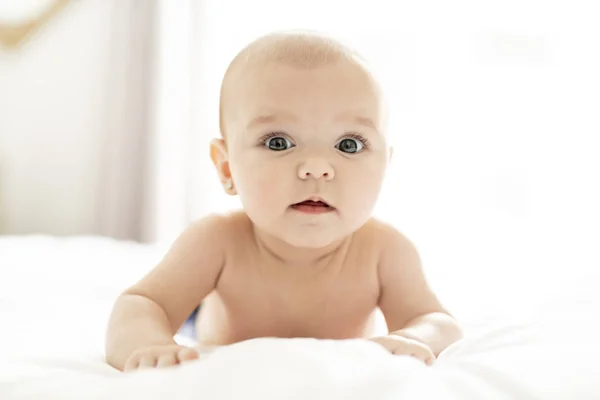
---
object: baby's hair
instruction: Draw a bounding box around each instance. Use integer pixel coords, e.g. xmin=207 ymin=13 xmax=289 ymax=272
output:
xmin=218 ymin=31 xmax=369 ymax=139
xmin=235 ymin=30 xmax=360 ymax=69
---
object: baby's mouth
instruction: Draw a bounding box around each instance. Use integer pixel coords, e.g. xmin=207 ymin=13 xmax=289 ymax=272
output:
xmin=290 ymin=199 xmax=335 ymax=214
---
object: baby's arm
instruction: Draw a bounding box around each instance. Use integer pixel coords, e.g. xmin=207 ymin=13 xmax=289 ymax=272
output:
xmin=104 ymin=214 xmax=226 ymax=371
xmin=376 ymin=226 xmax=463 ymax=357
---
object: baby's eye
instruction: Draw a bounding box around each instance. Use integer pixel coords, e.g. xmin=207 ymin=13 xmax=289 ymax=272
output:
xmin=265 ymin=136 xmax=294 ymax=151
xmin=335 ymin=137 xmax=365 ymax=154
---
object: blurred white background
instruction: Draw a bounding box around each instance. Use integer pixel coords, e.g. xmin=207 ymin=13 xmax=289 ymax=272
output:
xmin=1 ymin=0 xmax=599 ymax=326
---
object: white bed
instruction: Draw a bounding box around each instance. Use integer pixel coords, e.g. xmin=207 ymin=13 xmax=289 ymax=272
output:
xmin=1 ymin=235 xmax=599 ymax=399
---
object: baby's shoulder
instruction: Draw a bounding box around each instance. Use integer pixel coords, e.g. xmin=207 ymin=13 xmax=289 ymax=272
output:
xmin=355 ymin=218 xmax=414 ymax=250
xmin=189 ymin=209 xmax=252 ymax=240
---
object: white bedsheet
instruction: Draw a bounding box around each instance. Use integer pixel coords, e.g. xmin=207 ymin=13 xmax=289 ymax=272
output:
xmin=1 ymin=235 xmax=599 ymax=399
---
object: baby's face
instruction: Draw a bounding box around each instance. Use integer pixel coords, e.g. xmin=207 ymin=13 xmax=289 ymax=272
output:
xmin=220 ymin=61 xmax=389 ymax=248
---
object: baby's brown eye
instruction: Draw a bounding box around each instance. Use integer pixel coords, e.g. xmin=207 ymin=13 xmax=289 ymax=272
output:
xmin=336 ymin=138 xmax=364 ymax=154
xmin=265 ymin=136 xmax=293 ymax=151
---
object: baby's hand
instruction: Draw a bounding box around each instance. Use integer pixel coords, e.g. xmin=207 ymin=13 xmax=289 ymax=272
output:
xmin=124 ymin=344 xmax=199 ymax=372
xmin=368 ymin=335 xmax=435 ymax=366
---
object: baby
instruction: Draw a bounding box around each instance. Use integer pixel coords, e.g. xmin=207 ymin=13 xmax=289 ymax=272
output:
xmin=105 ymin=31 xmax=463 ymax=372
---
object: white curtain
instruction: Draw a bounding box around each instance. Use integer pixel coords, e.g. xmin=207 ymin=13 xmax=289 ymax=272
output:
xmin=97 ymin=0 xmax=198 ymax=244
xmin=0 ymin=0 xmax=197 ymax=242
xmin=140 ymin=0 xmax=196 ymax=244
xmin=96 ymin=1 xmax=155 ymax=242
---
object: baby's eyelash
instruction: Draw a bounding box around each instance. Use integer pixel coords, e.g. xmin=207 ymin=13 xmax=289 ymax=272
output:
xmin=256 ymin=132 xmax=287 ymax=146
xmin=344 ymin=132 xmax=370 ymax=148
xmin=257 ymin=132 xmax=369 ymax=148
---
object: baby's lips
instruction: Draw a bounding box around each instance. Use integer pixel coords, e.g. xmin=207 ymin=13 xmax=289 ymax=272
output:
xmin=295 ymin=200 xmax=329 ymax=207
xmin=293 ymin=195 xmax=335 ymax=208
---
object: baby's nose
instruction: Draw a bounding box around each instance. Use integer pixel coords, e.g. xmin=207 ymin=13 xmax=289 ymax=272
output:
xmin=298 ymin=158 xmax=335 ymax=180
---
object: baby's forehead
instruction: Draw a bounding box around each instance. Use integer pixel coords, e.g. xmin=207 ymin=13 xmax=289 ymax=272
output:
xmin=219 ymin=32 xmax=386 ymax=137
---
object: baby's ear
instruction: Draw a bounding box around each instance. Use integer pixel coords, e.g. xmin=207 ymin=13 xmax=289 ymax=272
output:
xmin=210 ymin=138 xmax=236 ymax=194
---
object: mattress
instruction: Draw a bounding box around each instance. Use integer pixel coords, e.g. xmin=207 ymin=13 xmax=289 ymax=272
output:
xmin=1 ymin=235 xmax=598 ymax=399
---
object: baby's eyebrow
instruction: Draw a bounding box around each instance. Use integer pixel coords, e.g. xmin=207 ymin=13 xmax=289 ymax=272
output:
xmin=245 ymin=112 xmax=379 ymax=132
xmin=334 ymin=114 xmax=379 ymax=132
xmin=348 ymin=116 xmax=377 ymax=131
xmin=246 ymin=113 xmax=297 ymax=130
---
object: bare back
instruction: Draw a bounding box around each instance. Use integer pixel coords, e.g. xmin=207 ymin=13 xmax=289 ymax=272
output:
xmin=196 ymin=212 xmax=385 ymax=345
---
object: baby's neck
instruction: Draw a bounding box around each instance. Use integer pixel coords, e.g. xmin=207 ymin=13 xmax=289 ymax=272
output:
xmin=252 ymin=227 xmax=351 ymax=266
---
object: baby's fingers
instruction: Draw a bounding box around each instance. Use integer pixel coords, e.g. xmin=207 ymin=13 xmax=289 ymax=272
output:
xmin=177 ymin=347 xmax=199 ymax=363
xmin=123 ymin=357 xmax=139 ymax=372
xmin=138 ymin=355 xmax=157 ymax=369
xmin=156 ymin=353 xmax=178 ymax=368
xmin=393 ymin=345 xmax=434 ymax=365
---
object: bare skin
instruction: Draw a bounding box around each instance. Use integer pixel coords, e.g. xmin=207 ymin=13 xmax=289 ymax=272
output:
xmin=108 ymin=212 xmax=458 ymax=371
xmin=196 ymin=212 xmax=382 ymax=344
xmin=105 ymin=31 xmax=463 ymax=372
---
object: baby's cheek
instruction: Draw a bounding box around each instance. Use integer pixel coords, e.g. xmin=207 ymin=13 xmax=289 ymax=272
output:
xmin=237 ymin=168 xmax=287 ymax=210
xmin=258 ymin=160 xmax=291 ymax=188
xmin=231 ymin=160 xmax=264 ymax=190
xmin=349 ymin=167 xmax=384 ymax=200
